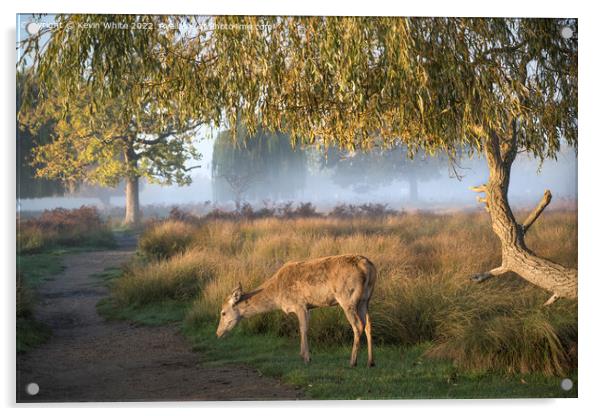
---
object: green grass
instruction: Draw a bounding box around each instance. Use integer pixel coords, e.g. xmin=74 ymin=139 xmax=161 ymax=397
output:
xmin=183 ymin=325 xmax=578 ymax=400
xmin=98 ymin=273 xmax=578 ymax=399
xmin=96 ymin=298 xmax=190 ymax=326
xmin=92 ymin=267 xmax=123 ymax=285
xmin=16 ymin=317 xmax=52 ymax=353
xmin=94 ymin=266 xmax=191 ymax=326
xmin=16 ymin=251 xmax=66 ymax=288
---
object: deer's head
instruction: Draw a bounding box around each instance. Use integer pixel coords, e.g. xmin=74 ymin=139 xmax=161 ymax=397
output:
xmin=216 ymin=282 xmax=244 ymax=338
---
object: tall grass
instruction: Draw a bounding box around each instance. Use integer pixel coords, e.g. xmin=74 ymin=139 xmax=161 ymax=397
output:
xmin=112 ymin=249 xmax=221 ymax=306
xmin=120 ymin=208 xmax=577 ymax=375
xmin=138 ymin=220 xmax=197 ymax=260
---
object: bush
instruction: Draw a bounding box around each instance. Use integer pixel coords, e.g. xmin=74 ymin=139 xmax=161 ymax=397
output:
xmin=168 ymin=207 xmax=202 ymax=225
xmin=329 ymin=203 xmax=397 ymax=218
xmin=17 ymin=206 xmax=114 ymax=253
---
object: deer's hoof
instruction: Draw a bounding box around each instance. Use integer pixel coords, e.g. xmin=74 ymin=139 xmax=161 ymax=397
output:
xmin=349 ymin=362 xmax=357 ymax=368
xmin=368 ymin=361 xmax=375 ymax=368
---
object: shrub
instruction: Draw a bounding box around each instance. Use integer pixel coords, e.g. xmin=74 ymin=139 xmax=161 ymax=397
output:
xmin=17 ymin=206 xmax=114 ymax=253
xmin=329 ymin=203 xmax=397 ymax=218
xmin=168 ymin=207 xmax=202 ymax=225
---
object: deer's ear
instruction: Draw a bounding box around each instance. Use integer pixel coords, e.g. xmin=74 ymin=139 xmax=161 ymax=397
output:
xmin=230 ymin=282 xmax=243 ymax=304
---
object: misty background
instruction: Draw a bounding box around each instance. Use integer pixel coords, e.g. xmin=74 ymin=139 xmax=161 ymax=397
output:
xmin=18 ymin=127 xmax=577 ymax=214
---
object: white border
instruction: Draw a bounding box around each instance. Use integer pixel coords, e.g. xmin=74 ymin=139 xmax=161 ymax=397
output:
xmin=3 ymin=1 xmax=601 ymax=415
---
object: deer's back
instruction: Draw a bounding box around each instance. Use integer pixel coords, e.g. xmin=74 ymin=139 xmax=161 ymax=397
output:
xmin=266 ymin=254 xmax=376 ymax=309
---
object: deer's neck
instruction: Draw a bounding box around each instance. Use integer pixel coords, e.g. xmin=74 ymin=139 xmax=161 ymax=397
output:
xmin=237 ymin=289 xmax=278 ymax=318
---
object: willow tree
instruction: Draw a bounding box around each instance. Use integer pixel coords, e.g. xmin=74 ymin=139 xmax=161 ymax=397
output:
xmin=207 ymin=16 xmax=578 ymax=303
xmin=20 ymin=15 xmax=577 ymax=302
xmin=212 ymin=127 xmax=307 ymax=208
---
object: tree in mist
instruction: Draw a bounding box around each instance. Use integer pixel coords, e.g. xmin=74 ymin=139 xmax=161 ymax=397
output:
xmin=18 ymin=16 xmax=212 ymax=225
xmin=322 ymin=145 xmax=443 ymax=202
xmin=19 ymin=80 xmax=202 ymax=225
xmin=23 ymin=16 xmax=577 ymax=302
xmin=212 ymin=127 xmax=307 ymax=209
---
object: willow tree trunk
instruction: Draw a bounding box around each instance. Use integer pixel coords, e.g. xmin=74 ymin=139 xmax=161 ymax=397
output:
xmin=471 ymin=130 xmax=577 ymax=305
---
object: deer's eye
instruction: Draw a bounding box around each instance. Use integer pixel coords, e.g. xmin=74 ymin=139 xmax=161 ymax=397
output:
xmin=221 ymin=312 xmax=225 ymax=316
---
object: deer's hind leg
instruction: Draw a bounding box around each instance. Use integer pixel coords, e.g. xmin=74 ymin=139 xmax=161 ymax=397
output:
xmin=359 ymin=301 xmax=374 ymax=367
xmin=341 ymin=303 xmax=365 ymax=367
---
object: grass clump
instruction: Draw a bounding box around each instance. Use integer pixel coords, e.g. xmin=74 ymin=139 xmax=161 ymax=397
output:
xmin=138 ymin=220 xmax=197 ymax=260
xmin=112 ymin=248 xmax=219 ymax=306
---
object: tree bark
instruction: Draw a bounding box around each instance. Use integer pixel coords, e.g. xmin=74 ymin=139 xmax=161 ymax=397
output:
xmin=471 ymin=127 xmax=577 ymax=304
xmin=123 ymin=145 xmax=141 ymax=226
xmin=124 ymin=174 xmax=140 ymax=226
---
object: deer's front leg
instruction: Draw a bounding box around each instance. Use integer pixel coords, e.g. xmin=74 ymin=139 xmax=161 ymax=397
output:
xmin=296 ymin=307 xmax=311 ymax=364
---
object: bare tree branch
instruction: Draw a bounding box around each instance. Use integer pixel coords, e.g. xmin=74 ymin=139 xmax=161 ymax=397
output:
xmin=522 ymin=189 xmax=552 ymax=234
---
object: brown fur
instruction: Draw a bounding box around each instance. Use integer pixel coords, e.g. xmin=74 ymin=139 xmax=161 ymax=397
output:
xmin=216 ymin=254 xmax=377 ymax=367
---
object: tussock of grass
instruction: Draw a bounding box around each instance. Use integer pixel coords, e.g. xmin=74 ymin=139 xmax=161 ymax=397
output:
xmin=138 ymin=220 xmax=197 ymax=260
xmin=113 ymin=248 xmax=220 ymax=306
xmin=127 ymin=209 xmax=577 ymax=376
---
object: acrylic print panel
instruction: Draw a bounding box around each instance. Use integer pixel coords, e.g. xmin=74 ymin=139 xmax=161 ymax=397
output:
xmin=16 ymin=14 xmax=578 ymax=401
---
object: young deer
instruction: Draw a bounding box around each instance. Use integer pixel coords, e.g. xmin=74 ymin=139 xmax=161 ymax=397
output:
xmin=216 ymin=254 xmax=377 ymax=367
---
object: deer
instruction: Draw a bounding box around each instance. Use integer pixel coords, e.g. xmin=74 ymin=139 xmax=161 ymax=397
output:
xmin=216 ymin=254 xmax=377 ymax=367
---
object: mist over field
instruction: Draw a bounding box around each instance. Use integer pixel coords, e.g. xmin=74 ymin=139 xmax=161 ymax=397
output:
xmin=18 ymin=136 xmax=577 ymax=214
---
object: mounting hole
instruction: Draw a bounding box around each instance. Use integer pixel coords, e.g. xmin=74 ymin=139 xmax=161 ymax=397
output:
xmin=560 ymin=26 xmax=574 ymax=39
xmin=25 ymin=22 xmax=40 ymax=35
xmin=26 ymin=382 xmax=39 ymax=396
xmin=560 ymin=378 xmax=573 ymax=391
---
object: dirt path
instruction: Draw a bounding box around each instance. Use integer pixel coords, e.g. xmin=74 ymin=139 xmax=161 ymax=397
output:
xmin=17 ymin=236 xmax=302 ymax=402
